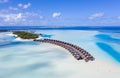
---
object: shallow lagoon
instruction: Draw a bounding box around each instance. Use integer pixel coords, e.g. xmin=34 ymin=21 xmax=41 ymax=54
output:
xmin=0 ymin=30 xmax=120 ymax=78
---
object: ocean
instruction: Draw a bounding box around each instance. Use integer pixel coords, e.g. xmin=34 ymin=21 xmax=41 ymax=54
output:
xmin=0 ymin=26 xmax=120 ymax=78
xmin=0 ymin=26 xmax=120 ymax=31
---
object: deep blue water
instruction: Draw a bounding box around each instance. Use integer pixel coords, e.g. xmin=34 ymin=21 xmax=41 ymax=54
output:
xmin=95 ymin=34 xmax=120 ymax=43
xmin=96 ymin=42 xmax=120 ymax=62
xmin=0 ymin=26 xmax=120 ymax=31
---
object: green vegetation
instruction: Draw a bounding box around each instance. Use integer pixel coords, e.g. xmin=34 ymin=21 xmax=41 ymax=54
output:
xmin=13 ymin=31 xmax=39 ymax=39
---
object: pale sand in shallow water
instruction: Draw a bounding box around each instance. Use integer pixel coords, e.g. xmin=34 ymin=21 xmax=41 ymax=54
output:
xmin=0 ymin=43 xmax=119 ymax=78
xmin=0 ymin=30 xmax=120 ymax=78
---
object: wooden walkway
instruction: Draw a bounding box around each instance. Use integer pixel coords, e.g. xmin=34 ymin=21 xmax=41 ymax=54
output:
xmin=34 ymin=39 xmax=95 ymax=62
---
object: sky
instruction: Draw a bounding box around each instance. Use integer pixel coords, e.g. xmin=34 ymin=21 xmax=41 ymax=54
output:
xmin=0 ymin=0 xmax=120 ymax=26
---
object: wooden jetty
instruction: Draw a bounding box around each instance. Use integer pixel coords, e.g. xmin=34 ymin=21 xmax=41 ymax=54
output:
xmin=34 ymin=39 xmax=95 ymax=62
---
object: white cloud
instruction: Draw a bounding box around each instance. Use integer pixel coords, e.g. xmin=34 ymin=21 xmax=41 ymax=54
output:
xmin=88 ymin=12 xmax=104 ymax=19
xmin=9 ymin=6 xmax=18 ymax=11
xmin=52 ymin=12 xmax=61 ymax=18
xmin=0 ymin=0 xmax=8 ymax=3
xmin=117 ymin=16 xmax=120 ymax=19
xmin=0 ymin=10 xmax=44 ymax=25
xmin=18 ymin=3 xmax=23 ymax=7
xmin=18 ymin=3 xmax=31 ymax=9
xmin=0 ymin=13 xmax=22 ymax=22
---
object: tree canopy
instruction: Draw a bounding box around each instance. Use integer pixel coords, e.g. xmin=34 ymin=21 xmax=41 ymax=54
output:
xmin=13 ymin=31 xmax=39 ymax=39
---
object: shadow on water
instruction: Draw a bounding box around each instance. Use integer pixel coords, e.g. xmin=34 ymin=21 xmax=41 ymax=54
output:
xmin=96 ymin=42 xmax=120 ymax=62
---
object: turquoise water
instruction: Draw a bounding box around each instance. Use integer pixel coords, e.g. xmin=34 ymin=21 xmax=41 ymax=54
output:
xmin=95 ymin=34 xmax=120 ymax=62
xmin=0 ymin=30 xmax=120 ymax=78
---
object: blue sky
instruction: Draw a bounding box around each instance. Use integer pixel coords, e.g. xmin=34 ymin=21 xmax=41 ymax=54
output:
xmin=0 ymin=0 xmax=120 ymax=26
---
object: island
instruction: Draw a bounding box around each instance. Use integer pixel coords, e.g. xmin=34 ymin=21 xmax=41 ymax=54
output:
xmin=13 ymin=31 xmax=39 ymax=39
